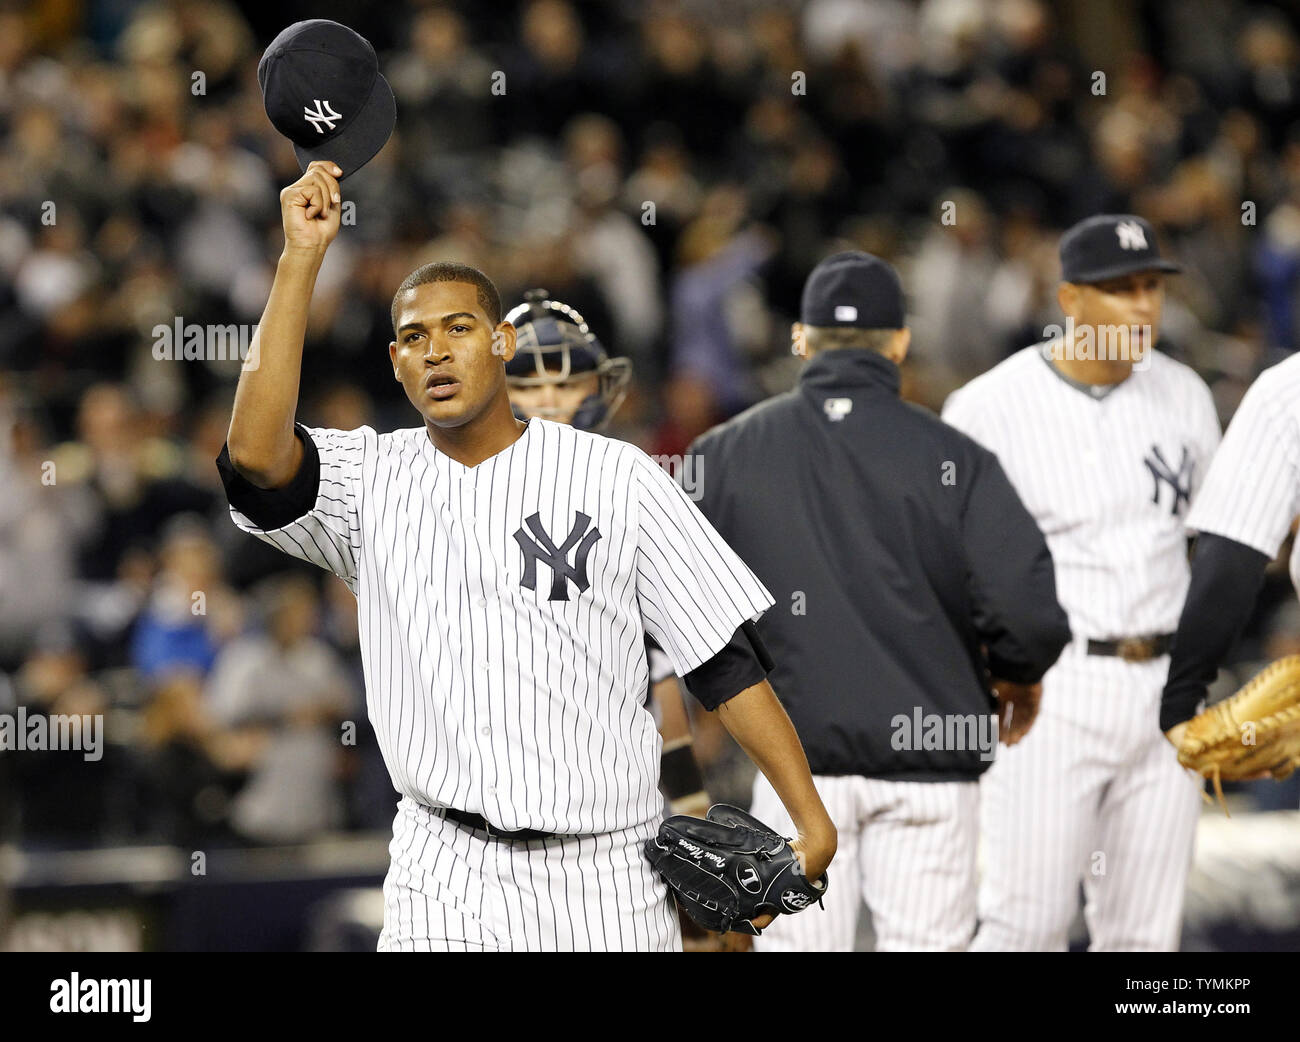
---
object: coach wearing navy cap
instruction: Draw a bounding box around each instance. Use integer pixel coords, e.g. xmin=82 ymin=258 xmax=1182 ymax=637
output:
xmin=686 ymin=251 xmax=1069 ymax=952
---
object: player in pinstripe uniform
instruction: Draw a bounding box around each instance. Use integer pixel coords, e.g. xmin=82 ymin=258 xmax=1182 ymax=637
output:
xmin=216 ymin=161 xmax=836 ymax=951
xmin=943 ymin=215 xmax=1222 ymax=951
xmin=1161 ymin=352 xmax=1300 ymax=747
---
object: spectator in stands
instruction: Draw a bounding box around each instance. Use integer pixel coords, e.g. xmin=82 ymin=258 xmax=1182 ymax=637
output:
xmin=205 ymin=575 xmax=355 ymax=844
xmin=130 ymin=515 xmax=241 ymax=680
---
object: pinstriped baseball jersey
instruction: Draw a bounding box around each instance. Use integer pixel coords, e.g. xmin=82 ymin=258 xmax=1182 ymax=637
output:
xmin=945 ymin=344 xmax=1219 ymax=952
xmin=226 ymin=416 xmax=773 ymax=835
xmin=942 ymin=345 xmax=1221 ymax=640
xmin=1185 ymin=352 xmax=1300 ymax=562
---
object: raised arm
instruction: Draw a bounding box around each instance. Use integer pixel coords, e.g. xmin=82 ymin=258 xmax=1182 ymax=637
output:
xmin=227 ymin=160 xmax=343 ymax=489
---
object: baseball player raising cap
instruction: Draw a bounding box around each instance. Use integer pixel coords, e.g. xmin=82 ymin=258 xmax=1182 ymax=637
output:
xmin=944 ymin=214 xmax=1221 ymax=951
xmin=214 ymin=139 xmax=836 ymax=948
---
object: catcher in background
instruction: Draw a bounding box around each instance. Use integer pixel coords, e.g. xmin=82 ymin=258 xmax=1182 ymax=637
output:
xmin=1161 ymin=352 xmax=1300 ymax=794
xmin=503 ymin=289 xmax=631 ymax=435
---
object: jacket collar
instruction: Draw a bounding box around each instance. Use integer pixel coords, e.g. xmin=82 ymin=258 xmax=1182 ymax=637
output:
xmin=799 ymin=348 xmax=901 ymax=396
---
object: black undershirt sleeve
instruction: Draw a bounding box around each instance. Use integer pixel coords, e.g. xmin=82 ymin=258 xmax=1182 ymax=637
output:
xmin=1160 ymin=532 xmax=1271 ymax=731
xmin=681 ymin=621 xmax=773 ymax=711
xmin=215 ymin=423 xmax=320 ymax=531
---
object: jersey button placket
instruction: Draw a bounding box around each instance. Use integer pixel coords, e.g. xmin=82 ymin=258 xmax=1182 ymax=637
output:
xmin=463 ymin=475 xmax=494 ymax=595
xmin=461 ymin=473 xmax=476 ymax=525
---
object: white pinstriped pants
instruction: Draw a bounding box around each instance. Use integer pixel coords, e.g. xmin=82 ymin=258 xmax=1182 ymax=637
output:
xmin=750 ymin=773 xmax=980 ymax=951
xmin=971 ymin=649 xmax=1202 ymax=952
xmin=377 ymin=797 xmax=681 ymax=952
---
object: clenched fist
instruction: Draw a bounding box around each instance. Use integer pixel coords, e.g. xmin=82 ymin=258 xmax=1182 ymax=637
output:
xmin=280 ymin=160 xmax=343 ymax=254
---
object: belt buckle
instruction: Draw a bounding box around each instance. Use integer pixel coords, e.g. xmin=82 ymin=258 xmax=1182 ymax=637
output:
xmin=1117 ymin=636 xmax=1154 ymax=663
xmin=483 ymin=820 xmax=533 ymax=842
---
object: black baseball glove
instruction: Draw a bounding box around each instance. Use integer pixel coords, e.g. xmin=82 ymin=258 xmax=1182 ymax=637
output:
xmin=644 ymin=804 xmax=829 ymax=936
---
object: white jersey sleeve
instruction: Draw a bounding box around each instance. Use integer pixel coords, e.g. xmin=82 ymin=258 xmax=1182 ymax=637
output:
xmin=227 ymin=425 xmax=368 ymax=590
xmin=1186 ymin=379 xmax=1300 ymax=558
xmin=632 ymin=451 xmax=774 ymax=677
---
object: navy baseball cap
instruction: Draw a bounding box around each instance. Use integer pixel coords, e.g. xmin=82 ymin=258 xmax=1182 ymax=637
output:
xmin=258 ymin=19 xmax=396 ymax=180
xmin=800 ymin=251 xmax=906 ymax=329
xmin=1060 ymin=214 xmax=1180 ymax=284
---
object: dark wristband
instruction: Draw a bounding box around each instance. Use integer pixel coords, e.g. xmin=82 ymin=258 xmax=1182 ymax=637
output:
xmin=660 ymin=742 xmax=706 ymax=802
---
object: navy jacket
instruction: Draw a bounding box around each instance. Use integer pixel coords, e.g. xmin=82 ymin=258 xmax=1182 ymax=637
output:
xmin=688 ymin=349 xmax=1070 ymax=780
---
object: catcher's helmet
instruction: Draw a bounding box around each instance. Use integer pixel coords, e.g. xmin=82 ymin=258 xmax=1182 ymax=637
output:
xmin=504 ymin=289 xmax=631 ymax=431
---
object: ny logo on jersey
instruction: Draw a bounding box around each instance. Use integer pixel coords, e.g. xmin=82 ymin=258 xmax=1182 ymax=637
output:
xmin=1115 ymin=220 xmax=1148 ymax=251
xmin=514 ymin=511 xmax=602 ymax=601
xmin=303 ymin=99 xmax=342 ymax=134
xmin=1143 ymin=444 xmax=1194 ymax=516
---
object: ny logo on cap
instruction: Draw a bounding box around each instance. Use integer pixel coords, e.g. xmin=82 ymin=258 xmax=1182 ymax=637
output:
xmin=303 ymin=99 xmax=342 ymax=134
xmin=1115 ymin=220 xmax=1148 ymax=251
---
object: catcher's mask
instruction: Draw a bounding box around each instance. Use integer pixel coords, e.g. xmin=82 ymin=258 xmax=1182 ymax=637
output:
xmin=504 ymin=288 xmax=631 ymax=431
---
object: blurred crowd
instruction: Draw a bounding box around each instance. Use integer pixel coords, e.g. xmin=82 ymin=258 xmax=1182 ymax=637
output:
xmin=5 ymin=0 xmax=1300 ymax=850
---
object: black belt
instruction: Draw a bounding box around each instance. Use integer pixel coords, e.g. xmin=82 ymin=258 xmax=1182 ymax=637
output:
xmin=1085 ymin=633 xmax=1175 ymax=663
xmin=440 ymin=807 xmax=558 ymax=842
